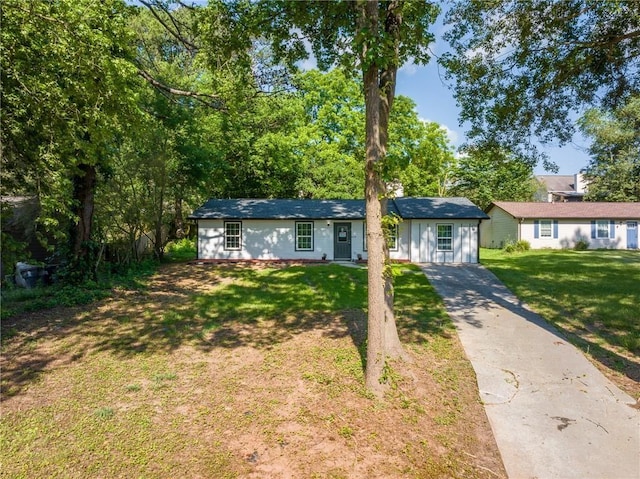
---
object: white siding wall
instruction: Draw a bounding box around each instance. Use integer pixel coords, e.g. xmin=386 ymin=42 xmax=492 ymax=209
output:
xmin=522 ymin=220 xmax=627 ymax=249
xmin=480 ymin=207 xmax=519 ymax=248
xmin=410 ymin=220 xmax=480 ymax=263
xmin=198 ymin=219 xmax=333 ymax=260
xmin=351 ymin=219 xmax=411 ymax=261
xmin=198 ymin=218 xmax=479 ymax=262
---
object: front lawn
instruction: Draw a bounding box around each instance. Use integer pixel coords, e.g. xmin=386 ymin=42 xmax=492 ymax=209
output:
xmin=1 ymin=263 xmax=505 ymax=479
xmin=481 ymin=249 xmax=639 ymax=396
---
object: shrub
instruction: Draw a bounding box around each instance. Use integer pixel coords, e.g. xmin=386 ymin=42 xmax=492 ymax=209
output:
xmin=574 ymin=238 xmax=590 ymax=251
xmin=503 ymin=239 xmax=530 ymax=253
xmin=165 ymin=238 xmax=196 ymax=262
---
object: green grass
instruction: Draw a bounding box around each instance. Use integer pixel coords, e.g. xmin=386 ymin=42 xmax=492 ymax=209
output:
xmin=481 ymin=248 xmax=640 ymax=359
xmin=0 ymin=263 xmax=499 ymax=478
xmin=1 ymin=259 xmax=157 ymax=320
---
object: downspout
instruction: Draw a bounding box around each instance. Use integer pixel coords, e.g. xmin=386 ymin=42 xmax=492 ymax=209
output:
xmin=195 ymin=220 xmax=199 ymax=260
xmin=519 ymin=218 xmax=524 ymax=241
xmin=477 ymin=220 xmax=481 ymax=263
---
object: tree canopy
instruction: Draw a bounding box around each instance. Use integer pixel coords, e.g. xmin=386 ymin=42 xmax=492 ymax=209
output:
xmin=580 ymin=96 xmax=640 ymax=202
xmin=441 ymin=0 xmax=640 ymax=167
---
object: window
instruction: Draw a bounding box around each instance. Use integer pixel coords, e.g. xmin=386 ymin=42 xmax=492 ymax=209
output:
xmin=437 ymin=224 xmax=453 ymax=251
xmin=596 ymin=220 xmax=610 ymax=239
xmin=540 ymin=220 xmax=552 ymax=238
xmin=224 ymin=221 xmax=241 ymax=250
xmin=362 ymin=222 xmax=398 ymax=251
xmin=296 ymin=222 xmax=314 ymax=251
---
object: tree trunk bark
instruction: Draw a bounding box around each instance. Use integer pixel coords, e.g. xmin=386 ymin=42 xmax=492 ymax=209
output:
xmin=379 ymin=0 xmax=406 ymax=361
xmin=360 ymin=0 xmax=407 ymax=396
xmin=70 ymin=162 xmax=97 ymax=279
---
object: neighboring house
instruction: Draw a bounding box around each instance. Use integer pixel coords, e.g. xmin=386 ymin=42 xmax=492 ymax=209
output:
xmin=482 ymin=201 xmax=640 ymax=250
xmin=189 ymin=197 xmax=489 ymax=263
xmin=535 ymin=173 xmax=587 ymax=202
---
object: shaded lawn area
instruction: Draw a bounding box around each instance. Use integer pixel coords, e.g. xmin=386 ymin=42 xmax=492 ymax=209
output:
xmin=481 ymin=249 xmax=640 ymax=397
xmin=1 ymin=263 xmax=505 ymax=479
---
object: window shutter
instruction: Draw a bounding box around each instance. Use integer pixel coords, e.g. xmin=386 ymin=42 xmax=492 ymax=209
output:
xmin=534 ymin=220 xmax=539 ymax=239
xmin=553 ymin=220 xmax=559 ymax=239
xmin=591 ymin=220 xmax=596 ymax=239
xmin=610 ymin=220 xmax=615 ymax=238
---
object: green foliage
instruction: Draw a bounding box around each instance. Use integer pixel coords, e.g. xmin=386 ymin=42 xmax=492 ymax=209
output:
xmin=502 ymin=239 xmax=530 ymax=254
xmin=165 ymin=238 xmax=196 ymax=263
xmin=441 ymin=1 xmax=640 ymax=167
xmin=1 ymin=0 xmax=142 ymax=262
xmin=580 ymin=96 xmax=640 ymax=202
xmin=574 ymin=238 xmax=590 ymax=251
xmin=390 ymin=102 xmax=457 ymax=197
xmin=0 ymin=203 xmax=30 ymax=277
xmin=1 ymin=259 xmax=157 ymax=320
xmin=451 ymin=142 xmax=537 ymax=209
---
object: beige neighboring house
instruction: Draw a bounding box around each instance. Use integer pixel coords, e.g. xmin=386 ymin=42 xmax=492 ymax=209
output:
xmin=482 ymin=202 xmax=640 ymax=250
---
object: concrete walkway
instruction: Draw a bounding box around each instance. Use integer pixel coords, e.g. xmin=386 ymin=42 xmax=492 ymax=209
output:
xmin=420 ymin=263 xmax=639 ymax=479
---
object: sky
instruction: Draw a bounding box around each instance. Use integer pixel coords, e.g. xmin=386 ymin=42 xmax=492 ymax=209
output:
xmin=394 ymin=61 xmax=592 ymax=176
xmin=392 ymin=13 xmax=592 ymax=177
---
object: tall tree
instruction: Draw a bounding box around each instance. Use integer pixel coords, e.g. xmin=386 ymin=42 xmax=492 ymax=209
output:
xmin=1 ymin=0 xmax=141 ymax=279
xmin=294 ymin=69 xmax=365 ymax=199
xmin=580 ymin=96 xmax=640 ymax=202
xmin=217 ymin=1 xmax=439 ymax=395
xmin=451 ymin=143 xmax=537 ymax=209
xmin=441 ymin=0 xmax=640 ymax=168
xmin=387 ymin=101 xmax=457 ymax=197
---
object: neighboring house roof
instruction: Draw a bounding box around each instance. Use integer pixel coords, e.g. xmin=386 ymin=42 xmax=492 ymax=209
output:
xmin=489 ymin=201 xmax=640 ymax=219
xmin=189 ymin=197 xmax=489 ymax=220
xmin=536 ymin=175 xmax=576 ymax=192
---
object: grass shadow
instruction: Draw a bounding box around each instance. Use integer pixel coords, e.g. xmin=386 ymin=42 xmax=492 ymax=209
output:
xmin=1 ymin=263 xmax=454 ymax=399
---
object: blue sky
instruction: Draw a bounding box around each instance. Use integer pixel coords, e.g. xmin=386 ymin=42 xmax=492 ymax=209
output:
xmin=395 ymin=61 xmax=592 ymax=176
xmin=393 ymin=11 xmax=592 ymax=177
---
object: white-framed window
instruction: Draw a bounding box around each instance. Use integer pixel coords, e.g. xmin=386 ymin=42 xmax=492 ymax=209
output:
xmin=224 ymin=221 xmax=241 ymax=250
xmin=596 ymin=220 xmax=610 ymax=238
xmin=437 ymin=224 xmax=453 ymax=251
xmin=540 ymin=220 xmax=552 ymax=238
xmin=296 ymin=221 xmax=314 ymax=251
xmin=362 ymin=222 xmax=399 ymax=251
xmin=386 ymin=223 xmax=398 ymax=251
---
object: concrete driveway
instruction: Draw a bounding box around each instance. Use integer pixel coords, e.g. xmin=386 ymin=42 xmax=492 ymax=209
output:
xmin=420 ymin=263 xmax=639 ymax=479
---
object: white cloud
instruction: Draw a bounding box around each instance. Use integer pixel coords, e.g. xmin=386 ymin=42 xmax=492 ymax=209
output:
xmin=399 ymin=58 xmax=419 ymax=75
xmin=420 ymin=117 xmax=460 ymax=145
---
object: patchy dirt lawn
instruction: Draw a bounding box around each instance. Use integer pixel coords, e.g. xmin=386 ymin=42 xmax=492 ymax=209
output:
xmin=1 ymin=263 xmax=506 ymax=478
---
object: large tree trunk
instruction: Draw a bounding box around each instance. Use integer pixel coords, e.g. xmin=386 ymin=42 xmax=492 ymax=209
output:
xmin=378 ymin=1 xmax=405 ymax=361
xmin=363 ymin=57 xmax=387 ymax=396
xmin=361 ymin=0 xmax=405 ymax=397
xmin=70 ymin=162 xmax=97 ymax=279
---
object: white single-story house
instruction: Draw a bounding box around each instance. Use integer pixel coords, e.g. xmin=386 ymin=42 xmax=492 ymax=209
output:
xmin=482 ymin=201 xmax=640 ymax=250
xmin=189 ymin=197 xmax=489 ymax=263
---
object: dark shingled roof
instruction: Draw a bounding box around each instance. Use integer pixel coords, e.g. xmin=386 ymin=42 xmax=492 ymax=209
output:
xmin=188 ymin=197 xmax=488 ymax=220
xmin=393 ymin=197 xmax=490 ymax=219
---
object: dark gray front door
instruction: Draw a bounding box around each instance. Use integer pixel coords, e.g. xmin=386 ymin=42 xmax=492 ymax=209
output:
xmin=334 ymin=223 xmax=352 ymax=260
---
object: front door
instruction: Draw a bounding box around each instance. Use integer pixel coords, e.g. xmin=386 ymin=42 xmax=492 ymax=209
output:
xmin=627 ymin=222 xmax=638 ymax=249
xmin=334 ymin=223 xmax=352 ymax=260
